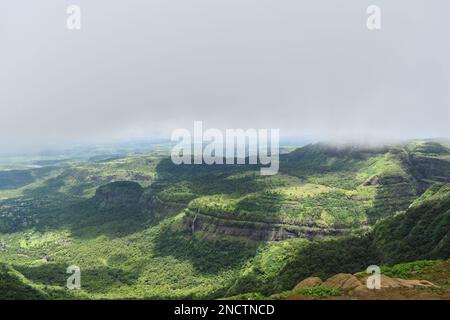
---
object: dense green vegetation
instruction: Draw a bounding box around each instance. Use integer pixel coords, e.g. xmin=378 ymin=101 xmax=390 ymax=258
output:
xmin=373 ymin=183 xmax=450 ymax=263
xmin=0 ymin=263 xmax=46 ymax=299
xmin=0 ymin=139 xmax=449 ymax=299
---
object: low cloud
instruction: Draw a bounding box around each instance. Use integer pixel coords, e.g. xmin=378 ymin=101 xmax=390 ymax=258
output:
xmin=1 ymin=0 xmax=449 ymax=152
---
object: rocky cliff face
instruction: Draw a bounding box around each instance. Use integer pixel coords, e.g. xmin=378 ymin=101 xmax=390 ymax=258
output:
xmin=94 ymin=181 xmax=144 ymax=208
xmin=182 ymin=212 xmax=349 ymax=241
xmin=91 ymin=142 xmax=450 ymax=244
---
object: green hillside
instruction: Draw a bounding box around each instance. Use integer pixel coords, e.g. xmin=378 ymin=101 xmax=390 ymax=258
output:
xmin=0 ymin=263 xmax=46 ymax=300
xmin=373 ymin=183 xmax=450 ymax=263
xmin=0 ymin=140 xmax=449 ymax=299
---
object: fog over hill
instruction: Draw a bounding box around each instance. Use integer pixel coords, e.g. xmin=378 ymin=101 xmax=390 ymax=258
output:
xmin=1 ymin=0 xmax=450 ymax=152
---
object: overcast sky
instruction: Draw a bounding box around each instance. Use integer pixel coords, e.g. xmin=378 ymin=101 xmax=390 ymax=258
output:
xmin=1 ymin=0 xmax=449 ymax=152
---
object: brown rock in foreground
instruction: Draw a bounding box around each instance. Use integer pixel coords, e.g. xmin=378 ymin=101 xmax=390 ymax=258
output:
xmin=294 ymin=277 xmax=322 ymax=290
xmin=283 ymin=260 xmax=450 ymax=300
xmin=359 ymin=275 xmax=439 ymax=289
xmin=323 ymin=273 xmax=362 ymax=290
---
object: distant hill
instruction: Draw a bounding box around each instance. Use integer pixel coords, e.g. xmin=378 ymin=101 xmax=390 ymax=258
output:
xmin=0 ymin=170 xmax=35 ymax=190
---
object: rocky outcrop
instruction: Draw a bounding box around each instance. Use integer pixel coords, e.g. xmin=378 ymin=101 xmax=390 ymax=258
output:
xmin=294 ymin=277 xmax=322 ymax=290
xmin=323 ymin=274 xmax=361 ymax=291
xmin=290 ymin=272 xmax=440 ymax=299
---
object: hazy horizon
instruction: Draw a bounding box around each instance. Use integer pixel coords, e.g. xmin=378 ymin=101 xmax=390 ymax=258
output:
xmin=1 ymin=1 xmax=450 ymax=152
xmin=1 ymin=134 xmax=449 ymax=158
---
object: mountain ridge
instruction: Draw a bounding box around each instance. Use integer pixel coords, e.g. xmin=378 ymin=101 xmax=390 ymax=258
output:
xmin=0 ymin=139 xmax=449 ymax=299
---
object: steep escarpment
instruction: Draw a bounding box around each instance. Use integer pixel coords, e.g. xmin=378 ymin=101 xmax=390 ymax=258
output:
xmin=147 ymin=142 xmax=449 ymax=241
xmin=95 ymin=181 xmax=144 ymax=208
xmin=397 ymin=141 xmax=450 ymax=191
xmin=88 ymin=142 xmax=449 ymax=245
xmin=182 ymin=211 xmax=351 ymax=241
xmin=221 ymin=184 xmax=450 ymax=297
